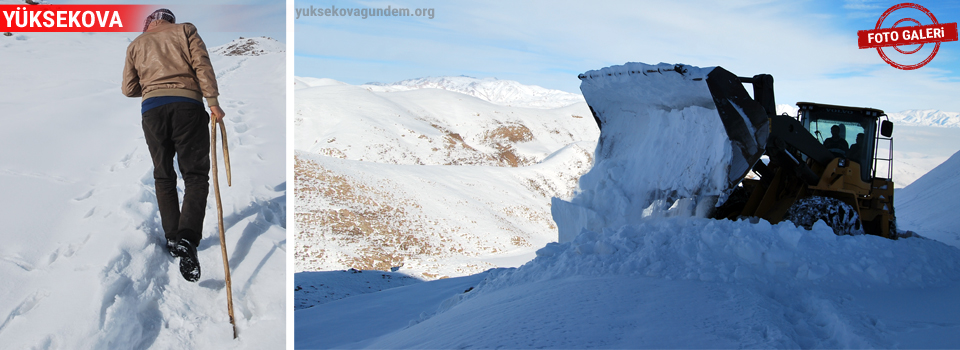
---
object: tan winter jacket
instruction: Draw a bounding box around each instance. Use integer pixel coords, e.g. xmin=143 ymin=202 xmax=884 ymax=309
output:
xmin=122 ymin=21 xmax=219 ymax=107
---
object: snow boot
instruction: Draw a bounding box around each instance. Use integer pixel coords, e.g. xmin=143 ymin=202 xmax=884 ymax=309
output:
xmin=175 ymin=238 xmax=201 ymax=282
xmin=165 ymin=238 xmax=180 ymax=258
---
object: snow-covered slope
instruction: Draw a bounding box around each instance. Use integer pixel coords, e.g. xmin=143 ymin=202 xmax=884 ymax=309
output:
xmin=363 ymin=76 xmax=584 ymax=109
xmin=294 ymin=78 xmax=599 ymax=278
xmin=297 ymin=217 xmax=960 ymax=349
xmin=210 ymin=36 xmax=284 ymax=56
xmin=294 ymin=269 xmax=422 ymax=310
xmin=896 ymin=150 xmax=960 ymax=248
xmin=295 ymin=78 xmax=594 ymax=167
xmin=294 ymin=76 xmax=346 ymax=88
xmin=296 ymin=144 xmax=593 ymax=278
xmin=890 ymin=125 xmax=960 ymax=187
xmin=0 ymin=33 xmax=285 ymax=348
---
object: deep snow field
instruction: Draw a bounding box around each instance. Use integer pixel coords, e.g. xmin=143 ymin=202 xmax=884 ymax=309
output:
xmin=0 ymin=32 xmax=285 ymax=348
xmin=296 ymin=63 xmax=960 ymax=348
xmin=298 ymin=218 xmax=960 ymax=349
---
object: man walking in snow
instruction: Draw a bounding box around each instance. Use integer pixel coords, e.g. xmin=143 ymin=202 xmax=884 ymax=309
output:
xmin=122 ymin=9 xmax=225 ymax=282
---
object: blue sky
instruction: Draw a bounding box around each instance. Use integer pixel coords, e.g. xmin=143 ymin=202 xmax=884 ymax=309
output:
xmin=294 ymin=0 xmax=960 ymax=112
xmin=57 ymin=0 xmax=285 ymax=46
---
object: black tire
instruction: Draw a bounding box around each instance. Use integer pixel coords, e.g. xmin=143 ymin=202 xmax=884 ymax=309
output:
xmin=888 ymin=205 xmax=899 ymax=239
xmin=784 ymin=196 xmax=864 ymax=236
xmin=889 ymin=218 xmax=899 ymax=239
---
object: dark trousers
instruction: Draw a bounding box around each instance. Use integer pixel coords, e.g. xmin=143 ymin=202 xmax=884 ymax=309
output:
xmin=141 ymin=102 xmax=210 ymax=247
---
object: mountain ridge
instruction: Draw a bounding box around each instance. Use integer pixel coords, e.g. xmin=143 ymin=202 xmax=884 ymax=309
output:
xmin=211 ymin=36 xmax=284 ymax=56
xmin=362 ymin=76 xmax=584 ymax=109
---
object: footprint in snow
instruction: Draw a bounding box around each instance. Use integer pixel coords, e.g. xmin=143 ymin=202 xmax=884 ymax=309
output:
xmin=74 ymin=189 xmax=94 ymax=201
xmin=1 ymin=256 xmax=35 ymax=272
xmin=234 ymin=123 xmax=249 ymax=134
xmin=0 ymin=290 xmax=48 ymax=335
xmin=109 ymin=148 xmax=138 ymax=172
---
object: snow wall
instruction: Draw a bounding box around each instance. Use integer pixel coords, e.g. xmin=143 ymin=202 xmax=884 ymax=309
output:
xmin=552 ymin=63 xmax=735 ymax=243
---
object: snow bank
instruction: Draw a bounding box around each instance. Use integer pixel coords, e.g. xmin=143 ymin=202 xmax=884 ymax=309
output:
xmin=298 ymin=216 xmax=960 ymax=349
xmin=553 ymin=63 xmax=733 ymax=242
xmin=480 ymin=218 xmax=960 ymax=291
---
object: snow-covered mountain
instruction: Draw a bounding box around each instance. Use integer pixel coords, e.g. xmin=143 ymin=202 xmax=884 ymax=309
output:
xmin=888 ymin=109 xmax=960 ymax=128
xmin=295 ymin=78 xmax=594 ymax=167
xmin=0 ymin=33 xmax=285 ymax=348
xmin=211 ymin=36 xmax=284 ymax=56
xmin=778 ymin=105 xmax=960 ymax=129
xmin=294 ymin=78 xmax=599 ymax=278
xmin=363 ymin=76 xmax=585 ymax=109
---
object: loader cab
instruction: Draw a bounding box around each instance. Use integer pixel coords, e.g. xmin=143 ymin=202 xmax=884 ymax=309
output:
xmin=796 ymin=102 xmax=890 ymax=182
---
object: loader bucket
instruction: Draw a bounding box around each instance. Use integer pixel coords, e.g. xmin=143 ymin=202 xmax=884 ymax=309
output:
xmin=579 ymin=63 xmax=770 ymax=192
xmin=552 ymin=63 xmax=771 ymax=242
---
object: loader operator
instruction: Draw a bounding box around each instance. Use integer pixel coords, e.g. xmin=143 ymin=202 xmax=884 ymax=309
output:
xmin=849 ymin=133 xmax=865 ymax=162
xmin=823 ymin=125 xmax=849 ymax=155
xmin=121 ymin=8 xmax=225 ymax=283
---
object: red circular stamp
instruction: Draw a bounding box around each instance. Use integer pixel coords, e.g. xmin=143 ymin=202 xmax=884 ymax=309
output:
xmin=857 ymin=3 xmax=958 ymax=70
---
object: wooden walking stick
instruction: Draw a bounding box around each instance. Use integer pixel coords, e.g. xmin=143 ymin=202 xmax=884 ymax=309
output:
xmin=218 ymin=118 xmax=231 ymax=187
xmin=211 ymin=114 xmax=237 ymax=339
